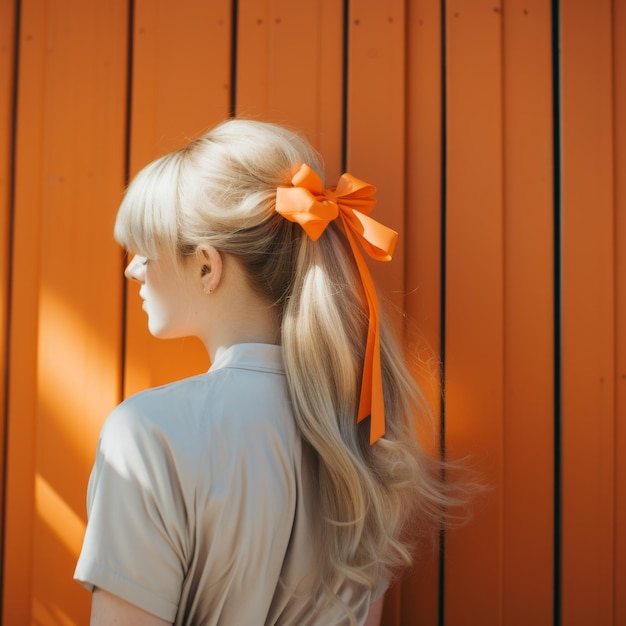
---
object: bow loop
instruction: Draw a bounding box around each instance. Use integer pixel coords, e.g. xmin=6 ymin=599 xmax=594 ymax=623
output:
xmin=329 ymin=173 xmax=377 ymax=216
xmin=275 ymin=163 xmax=397 ymax=443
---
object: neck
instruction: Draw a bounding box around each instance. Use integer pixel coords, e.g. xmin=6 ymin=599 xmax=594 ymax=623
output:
xmin=210 ymin=308 xmax=280 ymax=362
xmin=200 ymin=257 xmax=281 ymax=362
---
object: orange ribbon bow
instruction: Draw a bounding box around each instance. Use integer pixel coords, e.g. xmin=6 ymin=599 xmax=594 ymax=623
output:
xmin=275 ymin=164 xmax=398 ymax=443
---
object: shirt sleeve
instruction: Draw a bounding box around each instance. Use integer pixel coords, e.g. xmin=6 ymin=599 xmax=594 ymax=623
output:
xmin=74 ymin=398 xmax=189 ymax=623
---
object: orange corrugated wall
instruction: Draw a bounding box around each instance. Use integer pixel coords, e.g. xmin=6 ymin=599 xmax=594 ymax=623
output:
xmin=0 ymin=1 xmax=624 ymax=624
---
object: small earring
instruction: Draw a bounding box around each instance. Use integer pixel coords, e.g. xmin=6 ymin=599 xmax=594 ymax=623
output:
xmin=203 ymin=286 xmax=213 ymax=295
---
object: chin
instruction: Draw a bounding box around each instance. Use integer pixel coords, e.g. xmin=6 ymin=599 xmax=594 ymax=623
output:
xmin=148 ymin=323 xmax=190 ymax=340
xmin=149 ymin=330 xmax=176 ymax=340
xmin=147 ymin=323 xmax=172 ymax=339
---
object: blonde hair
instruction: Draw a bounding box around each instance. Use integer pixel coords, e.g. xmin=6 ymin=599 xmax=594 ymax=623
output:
xmin=116 ymin=119 xmax=457 ymax=622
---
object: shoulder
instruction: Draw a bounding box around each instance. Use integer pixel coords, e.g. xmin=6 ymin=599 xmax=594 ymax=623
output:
xmin=111 ymin=342 xmax=287 ymax=428
xmin=95 ymin=373 xmax=214 ymax=472
xmin=98 ymin=349 xmax=293 ymax=469
xmin=101 ymin=376 xmax=197 ymax=437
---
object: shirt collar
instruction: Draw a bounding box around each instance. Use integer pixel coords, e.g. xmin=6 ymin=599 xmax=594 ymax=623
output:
xmin=209 ymin=343 xmax=284 ymax=374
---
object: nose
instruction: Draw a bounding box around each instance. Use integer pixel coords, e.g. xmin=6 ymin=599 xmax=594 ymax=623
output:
xmin=124 ymin=255 xmax=147 ymax=283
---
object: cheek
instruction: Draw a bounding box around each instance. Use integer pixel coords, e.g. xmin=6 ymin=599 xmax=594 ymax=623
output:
xmin=145 ymin=284 xmax=203 ymax=338
xmin=145 ymin=305 xmax=183 ymax=338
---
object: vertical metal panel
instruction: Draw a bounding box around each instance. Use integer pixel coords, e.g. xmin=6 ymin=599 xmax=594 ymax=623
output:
xmin=502 ymin=1 xmax=554 ymax=623
xmin=560 ymin=0 xmax=616 ymax=622
xmin=346 ymin=0 xmax=406 ymax=316
xmin=235 ymin=0 xmax=343 ymax=180
xmin=2 ymin=1 xmax=43 ymax=616
xmin=129 ymin=0 xmax=232 ymax=167
xmin=345 ymin=2 xmax=407 ymax=621
xmin=124 ymin=0 xmax=232 ymax=396
xmin=615 ymin=2 xmax=626 ymax=623
xmin=402 ymin=0 xmax=443 ymax=624
xmin=3 ymin=1 xmax=129 ymax=624
xmin=444 ymin=1 xmax=505 ymax=623
xmin=0 ymin=0 xmax=16 ymax=589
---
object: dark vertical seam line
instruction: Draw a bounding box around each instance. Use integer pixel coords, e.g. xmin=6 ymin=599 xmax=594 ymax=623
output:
xmin=611 ymin=0 xmax=618 ymax=619
xmin=551 ymin=1 xmax=562 ymax=625
xmin=229 ymin=0 xmax=238 ymax=117
xmin=402 ymin=0 xmax=411 ymax=337
xmin=438 ymin=1 xmax=447 ymax=625
xmin=1 ymin=0 xmax=22 ymax=611
xmin=120 ymin=0 xmax=135 ymax=402
xmin=341 ymin=0 xmax=349 ymax=172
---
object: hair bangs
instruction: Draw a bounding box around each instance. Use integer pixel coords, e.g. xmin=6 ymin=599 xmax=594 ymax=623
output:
xmin=114 ymin=153 xmax=184 ymax=259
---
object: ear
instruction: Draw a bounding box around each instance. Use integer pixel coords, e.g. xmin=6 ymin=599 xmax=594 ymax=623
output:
xmin=197 ymin=246 xmax=223 ymax=294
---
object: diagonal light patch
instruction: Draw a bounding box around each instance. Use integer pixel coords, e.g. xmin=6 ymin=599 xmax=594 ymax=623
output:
xmin=35 ymin=472 xmax=85 ymax=558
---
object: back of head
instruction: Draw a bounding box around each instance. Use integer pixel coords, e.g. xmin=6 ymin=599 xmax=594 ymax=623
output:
xmin=116 ymin=120 xmax=332 ymax=312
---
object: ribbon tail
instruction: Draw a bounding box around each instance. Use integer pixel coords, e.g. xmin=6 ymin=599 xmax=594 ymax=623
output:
xmin=341 ymin=216 xmax=386 ymax=444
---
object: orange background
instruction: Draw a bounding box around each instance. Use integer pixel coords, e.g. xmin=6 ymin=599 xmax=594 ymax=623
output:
xmin=0 ymin=1 xmax=624 ymax=624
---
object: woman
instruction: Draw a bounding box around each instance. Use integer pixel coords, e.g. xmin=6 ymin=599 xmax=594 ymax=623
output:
xmin=74 ymin=119 xmax=451 ymax=625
